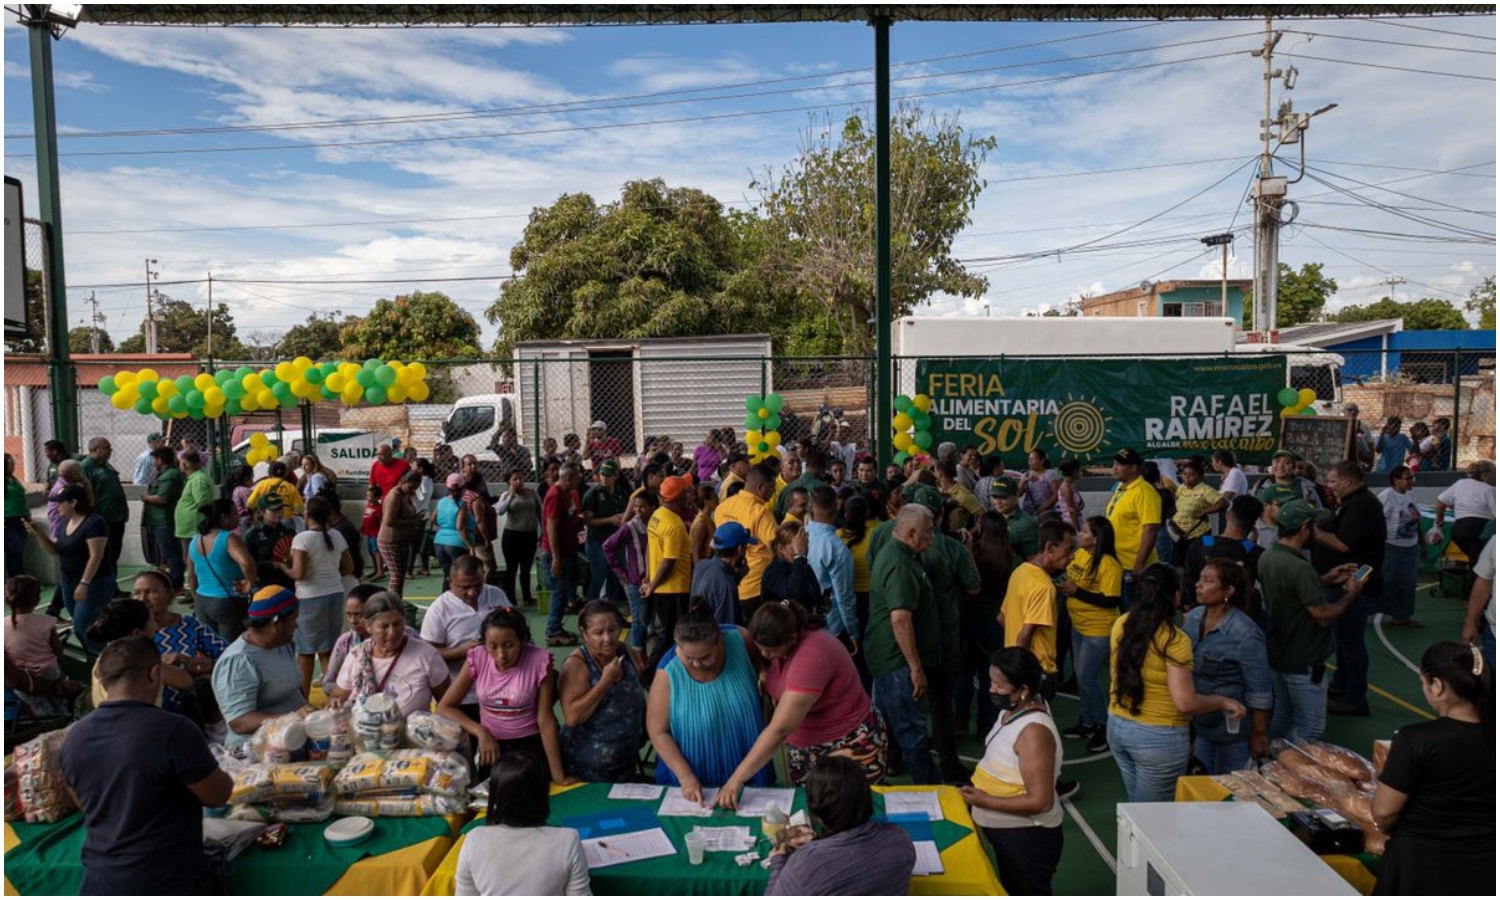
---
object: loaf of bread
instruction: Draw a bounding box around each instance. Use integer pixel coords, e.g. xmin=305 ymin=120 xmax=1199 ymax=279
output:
xmin=1301 ymin=740 xmax=1376 ymax=784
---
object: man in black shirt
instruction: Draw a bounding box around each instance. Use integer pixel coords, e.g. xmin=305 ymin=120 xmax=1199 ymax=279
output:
xmin=1312 ymin=460 xmax=1387 ymax=716
xmin=60 ymin=636 xmax=232 ymax=895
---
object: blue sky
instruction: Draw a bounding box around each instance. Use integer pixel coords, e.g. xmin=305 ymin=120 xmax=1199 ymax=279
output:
xmin=3 ymin=10 xmax=1495 ymax=350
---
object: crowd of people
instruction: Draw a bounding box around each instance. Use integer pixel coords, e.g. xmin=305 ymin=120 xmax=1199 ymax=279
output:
xmin=4 ymin=409 xmax=1494 ymax=897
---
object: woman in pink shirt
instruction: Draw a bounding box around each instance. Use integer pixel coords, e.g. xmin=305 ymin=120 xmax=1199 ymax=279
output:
xmin=437 ymin=606 xmax=572 ymax=784
xmin=712 ymin=600 xmax=885 ymax=810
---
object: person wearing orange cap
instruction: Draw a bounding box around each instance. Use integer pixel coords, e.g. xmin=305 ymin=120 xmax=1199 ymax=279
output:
xmin=644 ymin=475 xmax=694 ymax=660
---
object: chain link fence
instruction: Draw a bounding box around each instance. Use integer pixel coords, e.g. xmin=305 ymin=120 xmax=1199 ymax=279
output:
xmin=1339 ymin=347 xmax=1495 ymax=469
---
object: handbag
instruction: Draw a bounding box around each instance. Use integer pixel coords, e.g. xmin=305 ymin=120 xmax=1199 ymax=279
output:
xmin=198 ymin=532 xmax=249 ymax=604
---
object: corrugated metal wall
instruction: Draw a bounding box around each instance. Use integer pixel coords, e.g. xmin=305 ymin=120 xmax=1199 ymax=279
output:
xmin=636 ymin=338 xmax=770 ymax=449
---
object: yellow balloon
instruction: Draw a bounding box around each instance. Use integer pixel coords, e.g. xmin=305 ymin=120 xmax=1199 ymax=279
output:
xmin=1297 ymin=388 xmax=1317 ymax=408
xmin=342 ymin=385 xmax=363 ymax=405
xmin=272 ymin=362 xmax=292 ymax=383
xmin=893 ymin=432 xmax=913 ymax=451
xmin=116 ymin=371 xmax=137 ymax=387
xmin=892 ymin=413 xmax=913 ymax=432
xmin=194 ymin=373 xmax=215 ymax=392
xmin=249 ymin=433 xmax=267 ymax=448
xmin=388 ymin=360 xmax=404 ymax=372
xmin=407 ymin=362 xmax=427 ymax=382
xmin=172 ymin=409 xmax=188 ymax=420
xmin=241 ymin=374 xmax=261 ymax=394
xmin=758 ymin=408 xmax=770 ymax=420
xmin=387 ymin=383 xmax=408 ymax=404
xmin=157 ymin=380 xmax=178 ymax=398
xmin=257 ymin=389 xmax=276 ymax=409
xmin=110 ymin=391 xmax=132 ymax=410
xmin=151 ymin=396 xmax=170 ymax=416
xmin=241 ymin=394 xmax=260 ymax=413
xmin=409 ymin=382 xmax=429 ymax=403
xmin=204 ymin=404 xmax=224 ymax=419
xmin=746 ymin=430 xmax=763 ymax=444
xmin=204 ymin=387 xmax=225 ymax=406
xmin=293 ymin=356 xmax=313 ymax=373
xmin=326 ymin=373 xmax=346 ymax=392
xmin=138 ymin=368 xmax=159 ymax=383
xmin=765 ymin=431 xmax=781 ymax=448
xmin=912 ymin=394 xmax=932 ymax=414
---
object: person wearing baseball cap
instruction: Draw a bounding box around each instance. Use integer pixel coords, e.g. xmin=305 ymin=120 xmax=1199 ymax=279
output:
xmin=1259 ymin=497 xmax=1365 ymax=742
xmin=243 ymin=493 xmax=295 ymax=592
xmin=714 ymin=465 xmax=779 ymax=618
xmin=690 ymin=521 xmax=759 ymax=627
xmin=1251 ymin=449 xmax=1324 ymax=512
xmin=1254 ymin=482 xmax=1298 ymax=551
xmin=718 ymin=451 xmax=752 ymax=501
xmin=582 ymin=458 xmax=632 ymax=610
xmin=989 ymin=476 xmax=1040 ymax=560
xmin=212 ymin=585 xmax=309 ymax=753
xmin=644 ymin=475 xmax=695 ymax=657
xmin=431 ymin=473 xmax=475 ymax=589
xmin=1106 ymin=448 xmax=1163 ymax=586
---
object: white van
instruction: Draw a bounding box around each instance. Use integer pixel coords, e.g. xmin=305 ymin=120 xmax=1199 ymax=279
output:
xmin=438 ymin=393 xmax=519 ymax=462
xmin=232 ymin=428 xmax=392 ymax=480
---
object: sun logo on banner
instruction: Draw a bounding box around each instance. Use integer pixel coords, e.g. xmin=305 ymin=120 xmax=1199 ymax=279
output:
xmin=1052 ymin=396 xmax=1111 ymax=455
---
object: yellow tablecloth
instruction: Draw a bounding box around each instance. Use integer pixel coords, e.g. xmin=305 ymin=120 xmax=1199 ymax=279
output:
xmin=423 ymin=784 xmax=1005 ymax=896
xmin=1174 ymin=776 xmax=1376 ymax=895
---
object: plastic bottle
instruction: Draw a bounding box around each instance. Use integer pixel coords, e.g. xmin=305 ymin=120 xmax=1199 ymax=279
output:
xmin=304 ymin=710 xmax=334 ymax=761
xmin=762 ymin=802 xmax=788 ymax=841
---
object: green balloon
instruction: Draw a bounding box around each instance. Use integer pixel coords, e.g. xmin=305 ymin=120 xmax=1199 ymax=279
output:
xmin=279 ymin=392 xmax=298 ymax=410
xmin=321 ymin=385 xmax=338 ymax=401
xmin=744 ymin=395 xmax=763 ymax=413
xmin=235 ymin=366 xmax=254 ymax=380
xmin=764 ymin=393 xmax=784 ymax=413
xmin=355 ymin=369 xmax=376 ymax=388
xmin=186 ymin=390 xmax=206 ymax=410
xmin=364 ymin=358 xmax=382 ymax=371
xmin=893 ymin=450 xmax=910 ymax=465
xmin=261 ymin=370 xmax=280 ymax=389
xmin=133 ymin=397 xmax=152 ymax=415
xmin=321 ymin=362 xmax=338 ymax=377
xmin=175 ymin=375 xmax=195 ymax=394
xmin=764 ymin=414 xmax=782 ymax=432
xmin=1300 ymin=406 xmax=1318 ymax=416
xmin=757 ymin=441 xmax=770 ymax=453
xmin=365 ymin=385 xmax=387 ymax=405
xmin=304 ymin=367 xmax=324 ymax=385
xmin=913 ymin=430 xmax=935 ymax=450
xmin=189 ymin=408 xmax=205 ymax=421
xmin=214 ymin=370 xmax=234 ymax=386
xmin=222 ymin=380 xmax=244 ymax=400
xmin=98 ymin=375 xmax=118 ymax=396
xmin=893 ymin=395 xmax=912 ymax=414
xmin=912 ymin=412 xmax=932 ymax=432
xmin=745 ymin=415 xmax=762 ymax=431
xmin=1276 ymin=387 xmax=1299 ymax=407
xmin=167 ymin=395 xmax=187 ymax=415
xmin=226 ymin=398 xmax=244 ymax=416
xmin=138 ymin=380 xmax=158 ymax=400
xmin=375 ymin=365 xmax=397 ymax=387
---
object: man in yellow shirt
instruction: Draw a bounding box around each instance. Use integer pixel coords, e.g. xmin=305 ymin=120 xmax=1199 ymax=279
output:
xmin=713 ymin=465 xmax=778 ymax=621
xmin=1105 ymin=449 xmax=1162 ymax=609
xmin=1001 ymin=518 xmax=1078 ymax=687
xmin=717 ymin=452 xmax=751 ymax=500
xmin=935 ymin=459 xmax=984 ymax=532
xmin=645 ymin=475 xmax=694 ymax=660
xmin=768 ymin=454 xmax=798 ymax=511
xmin=246 ymin=461 xmax=304 ymax=520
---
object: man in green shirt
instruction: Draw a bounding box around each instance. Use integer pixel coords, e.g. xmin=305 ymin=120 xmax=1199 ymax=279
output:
xmin=175 ymin=448 xmax=215 ymax=543
xmin=865 ymin=503 xmax=942 ymax=786
xmin=142 ymin=447 xmax=185 ymax=588
xmin=772 ymin=446 xmax=830 ymax=521
xmin=1258 ymin=499 xmax=1363 ymax=743
xmin=81 ymin=436 xmax=129 ymax=591
xmin=582 ymin=459 xmax=631 ymax=606
xmin=989 ymin=477 xmax=1039 ymax=560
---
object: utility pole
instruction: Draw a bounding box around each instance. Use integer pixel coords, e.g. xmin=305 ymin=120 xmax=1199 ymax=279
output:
xmin=1381 ymin=273 xmax=1406 ymax=302
xmin=144 ymin=257 xmax=159 ymax=354
xmin=206 ymin=271 xmax=213 ymax=360
xmin=1250 ymin=17 xmax=1285 ymax=339
xmin=1200 ymin=233 xmax=1235 ymax=319
xmin=85 ymin=289 xmax=104 ymax=353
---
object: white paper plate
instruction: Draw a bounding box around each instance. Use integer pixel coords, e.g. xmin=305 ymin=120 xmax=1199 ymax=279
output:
xmin=325 ymin=816 xmax=375 ymax=847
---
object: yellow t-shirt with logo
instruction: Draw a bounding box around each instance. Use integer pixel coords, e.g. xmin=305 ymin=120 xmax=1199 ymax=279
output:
xmin=840 ymin=522 xmax=876 ymax=594
xmin=1001 ymin=562 xmax=1059 ymax=674
xmin=1172 ymin=483 xmax=1221 ymax=541
xmin=1064 ymin=548 xmax=1124 ymax=638
xmin=1107 ymin=615 xmax=1194 ymax=727
xmin=714 ymin=491 xmax=777 ymax=600
xmin=1106 ymin=477 xmax=1162 ymax=571
xmin=646 ymin=507 xmax=692 ymax=594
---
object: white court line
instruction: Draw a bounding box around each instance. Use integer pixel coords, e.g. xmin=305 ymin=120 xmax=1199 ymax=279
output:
xmin=1374 ymin=613 xmax=1422 ymax=676
xmin=1064 ymin=798 xmax=1117 ymax=873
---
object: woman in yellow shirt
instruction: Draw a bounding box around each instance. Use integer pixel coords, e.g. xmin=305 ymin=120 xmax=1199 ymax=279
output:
xmin=837 ymin=496 xmax=875 ymax=666
xmin=1107 ymin=564 xmax=1245 ymax=802
xmin=1060 ymin=516 xmax=1122 ymax=753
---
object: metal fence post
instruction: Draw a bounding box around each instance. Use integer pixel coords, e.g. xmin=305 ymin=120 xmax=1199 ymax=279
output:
xmin=532 ymin=358 xmax=542 ymax=471
xmin=1452 ymin=348 xmax=1463 ymax=468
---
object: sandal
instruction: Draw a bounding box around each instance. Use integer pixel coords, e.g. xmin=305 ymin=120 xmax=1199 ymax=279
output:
xmin=546 ymin=631 xmax=580 ymax=647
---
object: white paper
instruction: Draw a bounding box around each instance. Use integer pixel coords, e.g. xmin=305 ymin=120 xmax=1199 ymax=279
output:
xmin=911 ymin=840 xmax=944 ymax=876
xmin=608 ymin=783 xmax=665 ymax=801
xmin=734 ymin=786 xmax=796 ymax=818
xmin=884 ymin=791 xmax=943 ymax=822
xmin=582 ymin=828 xmax=678 ymax=869
xmin=696 ymin=825 xmax=755 ymax=852
xmin=658 ymin=786 xmax=715 ymax=817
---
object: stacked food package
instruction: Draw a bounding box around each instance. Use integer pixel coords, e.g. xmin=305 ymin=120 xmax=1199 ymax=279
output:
xmin=331 ymin=750 xmax=470 ymax=817
xmin=227 ymin=762 xmax=337 ymax=823
xmin=1260 ymin=739 xmax=1384 ymax=855
xmin=10 ymin=728 xmax=76 ymax=823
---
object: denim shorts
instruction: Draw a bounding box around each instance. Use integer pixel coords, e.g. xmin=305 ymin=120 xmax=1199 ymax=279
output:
xmin=293 ymin=591 xmax=344 ymax=654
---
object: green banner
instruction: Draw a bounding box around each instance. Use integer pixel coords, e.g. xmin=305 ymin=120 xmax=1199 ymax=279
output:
xmin=914 ymin=355 xmax=1288 ymax=464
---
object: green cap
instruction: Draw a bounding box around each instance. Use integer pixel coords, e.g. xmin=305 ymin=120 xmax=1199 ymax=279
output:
xmin=1257 ymin=483 xmax=1298 ymax=505
xmin=1276 ymin=498 xmax=1330 ymax=530
xmin=989 ymin=477 xmax=1019 ymax=498
xmin=901 ymin=483 xmax=944 ymax=517
xmin=598 ymin=459 xmax=619 ymax=477
xmin=257 ymin=494 xmax=284 ymax=511
xmin=1271 ymin=449 xmax=1299 ymax=462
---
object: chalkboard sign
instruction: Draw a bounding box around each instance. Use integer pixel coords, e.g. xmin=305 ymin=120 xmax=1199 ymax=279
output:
xmin=1279 ymin=415 xmax=1355 ymax=475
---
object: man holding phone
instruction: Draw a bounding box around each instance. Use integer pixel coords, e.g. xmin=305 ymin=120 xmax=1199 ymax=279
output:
xmin=1312 ymin=461 xmax=1387 ymax=717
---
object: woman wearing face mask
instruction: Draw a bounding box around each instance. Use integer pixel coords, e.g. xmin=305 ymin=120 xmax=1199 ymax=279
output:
xmin=959 ymin=646 xmax=1064 ymax=897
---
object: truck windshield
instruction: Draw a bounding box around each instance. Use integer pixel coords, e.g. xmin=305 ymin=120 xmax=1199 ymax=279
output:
xmin=446 ymin=405 xmax=494 ymax=441
xmin=1290 ymin=365 xmax=1340 ymax=401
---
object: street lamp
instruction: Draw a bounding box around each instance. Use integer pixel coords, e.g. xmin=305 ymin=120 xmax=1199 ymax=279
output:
xmin=1200 ymin=233 xmax=1234 ymax=319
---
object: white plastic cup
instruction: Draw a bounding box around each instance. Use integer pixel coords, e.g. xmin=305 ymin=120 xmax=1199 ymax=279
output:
xmin=1225 ymin=710 xmax=1242 ymax=735
xmin=685 ymin=829 xmax=706 ymax=866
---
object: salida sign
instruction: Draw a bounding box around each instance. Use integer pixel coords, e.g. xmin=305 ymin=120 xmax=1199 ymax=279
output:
xmin=914 ymin=355 xmax=1287 ymax=464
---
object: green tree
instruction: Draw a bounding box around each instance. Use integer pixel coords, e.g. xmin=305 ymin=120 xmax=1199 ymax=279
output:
xmin=116 ymin=295 xmax=248 ymax=358
xmin=4 ymin=270 xmax=47 ymax=353
xmin=279 ymin=312 xmax=354 ymax=360
xmin=1275 ymin=262 xmax=1338 ymax=327
xmin=752 ymin=102 xmax=996 ymax=354
xmin=1465 ymin=275 xmax=1495 ymax=329
xmin=67 ymin=326 xmax=113 ymax=353
xmin=1333 ymin=296 xmax=1470 ymax=330
xmin=486 ymin=179 xmax=804 ymax=357
xmin=343 ymin=291 xmax=480 ymax=403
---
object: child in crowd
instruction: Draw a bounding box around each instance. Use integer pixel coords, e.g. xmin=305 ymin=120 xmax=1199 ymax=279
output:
xmin=5 ymin=575 xmax=74 ymax=715
xmin=1056 ymin=459 xmax=1084 ymax=529
xmin=361 ymin=485 xmax=385 ymax=581
xmin=437 ymin=607 xmax=572 ymax=785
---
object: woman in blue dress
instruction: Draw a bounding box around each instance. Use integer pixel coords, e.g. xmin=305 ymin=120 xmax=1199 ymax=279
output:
xmin=647 ymin=602 xmax=773 ymax=799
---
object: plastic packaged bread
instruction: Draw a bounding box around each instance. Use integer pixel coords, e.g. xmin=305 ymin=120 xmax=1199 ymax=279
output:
xmin=270 ymin=763 xmax=334 ymax=800
xmin=334 ymin=791 xmax=466 ymax=818
xmin=230 ymin=765 xmax=277 ymax=806
xmin=1299 ymin=740 xmax=1376 ymax=785
xmin=1260 ymin=761 xmax=1318 ymax=799
xmin=251 ymin=713 xmax=309 ymax=764
xmin=12 ymin=727 xmax=77 ymax=824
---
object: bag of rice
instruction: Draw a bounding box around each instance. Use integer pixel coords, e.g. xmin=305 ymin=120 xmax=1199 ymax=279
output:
xmin=406 ymin=712 xmax=463 ymax=753
xmin=13 ymin=728 xmax=77 ymax=824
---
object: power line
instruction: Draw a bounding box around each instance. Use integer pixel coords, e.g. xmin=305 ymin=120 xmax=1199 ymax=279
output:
xmin=1366 ymin=17 xmax=1497 ymax=42
xmin=1290 ymin=53 xmax=1495 ymax=81
xmin=1299 ymin=162 xmax=1495 ymax=218
xmin=1281 ymin=29 xmax=1496 ymax=54
xmin=1304 ymin=157 xmax=1495 ymax=178
xmin=1295 ymin=230 xmax=1473 ymax=300
xmin=1297 ymin=221 xmax=1494 ymax=244
xmin=1297 ymin=170 xmax=1495 ymax=240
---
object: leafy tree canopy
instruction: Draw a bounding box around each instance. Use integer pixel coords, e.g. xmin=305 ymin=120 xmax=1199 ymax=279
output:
xmin=342 ymin=291 xmax=480 ymax=361
xmin=116 ymin=295 xmax=248 ymax=358
xmin=278 ymin=312 xmax=356 ymax=361
xmin=67 ymin=326 xmax=113 ymax=354
xmin=1332 ymin=295 xmax=1470 ymax=330
xmin=1465 ymin=275 xmax=1495 ymax=329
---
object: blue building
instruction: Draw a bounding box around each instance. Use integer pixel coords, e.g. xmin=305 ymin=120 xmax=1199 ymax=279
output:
xmin=1273 ymin=319 xmax=1496 ymax=383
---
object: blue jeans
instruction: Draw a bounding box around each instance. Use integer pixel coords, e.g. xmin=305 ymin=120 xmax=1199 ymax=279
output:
xmin=5 ymin=518 xmax=27 ymax=579
xmin=539 ymin=549 xmax=576 ymax=636
xmin=623 ymin=583 xmax=647 ymax=650
xmin=1270 ymin=669 xmax=1327 ymax=743
xmin=871 ymin=666 xmax=942 ymax=786
xmin=1071 ymin=631 xmax=1110 ymax=729
xmin=1107 ymin=715 xmax=1190 ymax=803
xmin=434 ymin=543 xmax=466 ymax=591
xmin=1380 ymin=542 xmax=1420 ymax=621
xmin=1329 ymin=587 xmax=1370 ymax=706
xmin=151 ymin=523 xmax=184 ymax=588
xmin=1194 ymin=736 xmax=1252 ymax=775
xmin=585 ymin=539 xmax=624 ymax=605
xmin=62 ymin=574 xmax=115 ymax=655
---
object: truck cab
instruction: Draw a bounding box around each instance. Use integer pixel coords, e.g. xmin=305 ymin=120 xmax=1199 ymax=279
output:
xmin=438 ymin=393 xmax=520 ymax=462
xmin=1232 ymin=342 xmax=1345 ymax=414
